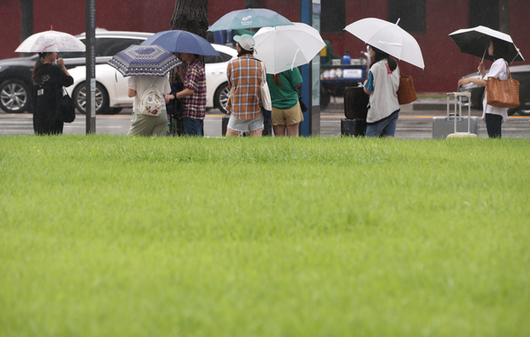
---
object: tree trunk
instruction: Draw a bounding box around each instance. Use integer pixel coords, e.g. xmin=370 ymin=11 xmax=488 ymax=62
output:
xmin=20 ymin=0 xmax=33 ymax=42
xmin=170 ymin=0 xmax=208 ymax=38
xmin=499 ymin=0 xmax=510 ymax=34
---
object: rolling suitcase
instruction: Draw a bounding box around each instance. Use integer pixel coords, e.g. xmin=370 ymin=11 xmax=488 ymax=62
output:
xmin=432 ymin=92 xmax=479 ymax=139
xmin=344 ymin=85 xmax=369 ymax=119
xmin=341 ymin=118 xmax=366 ymax=137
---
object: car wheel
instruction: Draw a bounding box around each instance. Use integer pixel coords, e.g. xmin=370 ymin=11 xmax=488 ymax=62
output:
xmin=507 ymin=108 xmax=517 ymax=116
xmin=72 ymin=82 xmax=109 ymax=114
xmin=516 ymin=102 xmax=530 ymax=116
xmin=214 ymin=82 xmax=230 ymax=114
xmin=0 ymin=79 xmax=31 ymax=113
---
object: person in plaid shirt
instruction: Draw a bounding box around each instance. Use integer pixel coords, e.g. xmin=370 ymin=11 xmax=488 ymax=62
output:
xmin=226 ymin=34 xmax=265 ymax=137
xmin=170 ymin=53 xmax=206 ymax=136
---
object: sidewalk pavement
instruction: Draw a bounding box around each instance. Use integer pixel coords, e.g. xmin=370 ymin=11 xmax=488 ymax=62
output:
xmin=324 ymin=93 xmax=447 ymax=113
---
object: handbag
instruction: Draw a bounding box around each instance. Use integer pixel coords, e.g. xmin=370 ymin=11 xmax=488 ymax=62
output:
xmin=259 ymin=62 xmax=272 ymax=119
xmin=59 ymin=86 xmax=76 ymax=123
xmin=486 ymin=61 xmax=520 ymax=108
xmin=298 ymin=96 xmax=307 ymax=112
xmin=397 ymin=74 xmax=417 ymax=105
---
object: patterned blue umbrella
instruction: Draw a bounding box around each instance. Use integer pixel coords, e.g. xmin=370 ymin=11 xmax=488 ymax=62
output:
xmin=107 ymin=45 xmax=182 ymax=77
xmin=141 ymin=30 xmax=219 ymax=56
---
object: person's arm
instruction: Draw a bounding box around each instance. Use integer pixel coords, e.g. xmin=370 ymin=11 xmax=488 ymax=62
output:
xmin=458 ymin=77 xmax=487 ymax=87
xmin=363 ymin=71 xmax=374 ymax=94
xmin=175 ymin=88 xmax=194 ymax=99
xmin=127 ymin=77 xmax=137 ymax=97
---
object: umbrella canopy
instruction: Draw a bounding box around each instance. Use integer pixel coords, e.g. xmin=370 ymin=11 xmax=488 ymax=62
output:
xmin=107 ymin=45 xmax=182 ymax=77
xmin=344 ymin=18 xmax=425 ymax=70
xmin=141 ymin=30 xmax=219 ymax=56
xmin=15 ymin=30 xmax=86 ymax=53
xmin=254 ymin=22 xmax=325 ymax=74
xmin=209 ymin=8 xmax=292 ymax=31
xmin=449 ymin=25 xmax=524 ymax=63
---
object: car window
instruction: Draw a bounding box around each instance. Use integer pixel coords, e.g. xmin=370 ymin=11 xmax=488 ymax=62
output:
xmin=96 ymin=38 xmax=143 ymax=57
xmin=204 ymin=52 xmax=233 ymax=64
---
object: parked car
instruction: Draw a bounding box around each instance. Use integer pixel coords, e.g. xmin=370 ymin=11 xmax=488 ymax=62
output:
xmin=65 ymin=43 xmax=236 ymax=115
xmin=0 ymin=30 xmax=152 ymax=114
xmin=0 ymin=30 xmax=236 ymax=114
xmin=458 ymin=64 xmax=530 ymax=116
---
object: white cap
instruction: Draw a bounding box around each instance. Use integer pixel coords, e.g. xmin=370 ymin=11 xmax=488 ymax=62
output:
xmin=234 ymin=34 xmax=255 ymax=51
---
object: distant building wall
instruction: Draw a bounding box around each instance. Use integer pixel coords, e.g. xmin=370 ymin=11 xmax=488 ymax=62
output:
xmin=3 ymin=0 xmax=529 ymax=92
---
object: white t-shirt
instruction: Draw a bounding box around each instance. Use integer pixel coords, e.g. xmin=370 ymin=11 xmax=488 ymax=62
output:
xmin=128 ymin=75 xmax=171 ymax=114
xmin=483 ymin=58 xmax=509 ymax=123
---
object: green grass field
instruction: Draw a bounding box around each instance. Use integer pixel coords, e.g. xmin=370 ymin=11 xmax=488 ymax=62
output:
xmin=1 ymin=135 xmax=529 ymax=337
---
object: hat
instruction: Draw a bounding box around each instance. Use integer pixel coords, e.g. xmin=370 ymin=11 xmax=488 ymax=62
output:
xmin=234 ymin=34 xmax=255 ymax=51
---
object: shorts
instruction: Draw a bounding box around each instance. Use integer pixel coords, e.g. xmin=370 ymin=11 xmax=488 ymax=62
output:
xmin=272 ymin=102 xmax=304 ymax=126
xmin=227 ymin=114 xmax=264 ymax=132
xmin=366 ymin=110 xmax=399 ymax=137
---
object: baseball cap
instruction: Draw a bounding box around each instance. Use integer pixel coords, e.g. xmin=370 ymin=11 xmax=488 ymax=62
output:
xmin=234 ymin=34 xmax=255 ymax=51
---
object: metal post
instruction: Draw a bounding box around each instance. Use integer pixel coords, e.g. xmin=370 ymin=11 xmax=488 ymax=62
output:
xmin=300 ymin=0 xmax=321 ymax=136
xmin=85 ymin=0 xmax=96 ymax=134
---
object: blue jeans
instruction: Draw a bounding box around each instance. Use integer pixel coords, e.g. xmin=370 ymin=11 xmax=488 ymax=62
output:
xmin=366 ymin=110 xmax=399 ymax=137
xmin=183 ymin=117 xmax=203 ymax=136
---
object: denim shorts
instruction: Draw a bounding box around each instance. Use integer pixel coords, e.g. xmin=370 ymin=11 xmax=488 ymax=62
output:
xmin=227 ymin=114 xmax=264 ymax=132
xmin=366 ymin=110 xmax=400 ymax=137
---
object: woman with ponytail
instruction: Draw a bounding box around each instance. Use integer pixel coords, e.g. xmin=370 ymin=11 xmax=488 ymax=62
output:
xmin=32 ymin=51 xmax=73 ymax=135
xmin=363 ymin=45 xmax=400 ymax=138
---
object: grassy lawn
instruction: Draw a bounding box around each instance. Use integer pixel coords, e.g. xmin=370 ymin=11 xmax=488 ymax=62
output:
xmin=1 ymin=135 xmax=529 ymax=337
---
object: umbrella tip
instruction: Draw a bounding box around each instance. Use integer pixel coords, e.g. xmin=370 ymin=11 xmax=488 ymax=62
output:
xmin=395 ymin=18 xmax=400 ymax=26
xmin=51 ymin=25 xmax=53 ymax=30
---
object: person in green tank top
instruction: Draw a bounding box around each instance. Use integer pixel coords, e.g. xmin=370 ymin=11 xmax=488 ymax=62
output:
xmin=266 ymin=68 xmax=304 ymax=137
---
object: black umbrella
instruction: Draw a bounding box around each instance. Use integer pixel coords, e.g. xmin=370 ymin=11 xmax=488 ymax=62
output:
xmin=449 ymin=25 xmax=524 ymax=63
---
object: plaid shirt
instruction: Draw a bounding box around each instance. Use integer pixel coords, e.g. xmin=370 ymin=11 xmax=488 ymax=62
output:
xmin=182 ymin=59 xmax=206 ymax=119
xmin=226 ymin=54 xmax=264 ymax=120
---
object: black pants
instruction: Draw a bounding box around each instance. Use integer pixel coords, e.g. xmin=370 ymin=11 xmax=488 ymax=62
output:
xmin=485 ymin=113 xmax=502 ymax=138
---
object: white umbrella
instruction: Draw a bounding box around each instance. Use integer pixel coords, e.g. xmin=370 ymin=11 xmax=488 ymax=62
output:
xmin=254 ymin=22 xmax=325 ymax=74
xmin=15 ymin=29 xmax=86 ymax=53
xmin=344 ymin=18 xmax=424 ymax=70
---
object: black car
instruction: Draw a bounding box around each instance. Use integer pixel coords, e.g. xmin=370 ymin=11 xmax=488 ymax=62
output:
xmin=458 ymin=64 xmax=530 ymax=116
xmin=0 ymin=30 xmax=152 ymax=114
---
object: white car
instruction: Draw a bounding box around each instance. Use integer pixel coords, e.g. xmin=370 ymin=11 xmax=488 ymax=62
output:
xmin=65 ymin=43 xmax=236 ymax=114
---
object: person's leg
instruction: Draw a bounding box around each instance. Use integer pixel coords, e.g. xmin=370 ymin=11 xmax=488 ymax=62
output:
xmin=485 ymin=113 xmax=502 ymax=138
xmin=183 ymin=117 xmax=203 ymax=136
xmin=286 ymin=123 xmax=299 ymax=137
xmin=153 ymin=112 xmax=170 ymax=136
xmin=380 ymin=111 xmax=399 ymax=138
xmin=283 ymin=103 xmax=303 ymax=137
xmin=273 ymin=124 xmax=286 ymax=136
xmin=248 ymin=114 xmax=264 ymax=137
xmin=250 ymin=128 xmax=263 ymax=137
xmin=128 ymin=114 xmax=153 ymax=136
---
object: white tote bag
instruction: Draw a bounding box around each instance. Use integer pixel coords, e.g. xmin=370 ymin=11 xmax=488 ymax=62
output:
xmin=260 ymin=62 xmax=272 ymax=114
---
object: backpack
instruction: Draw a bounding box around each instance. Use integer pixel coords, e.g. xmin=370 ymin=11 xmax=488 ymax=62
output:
xmin=139 ymin=84 xmax=164 ymax=116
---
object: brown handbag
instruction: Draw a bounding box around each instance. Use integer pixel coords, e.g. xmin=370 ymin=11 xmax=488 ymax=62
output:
xmin=397 ymin=66 xmax=417 ymax=105
xmin=486 ymin=61 xmax=520 ymax=108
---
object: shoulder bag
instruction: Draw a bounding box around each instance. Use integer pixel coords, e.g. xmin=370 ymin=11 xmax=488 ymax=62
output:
xmin=486 ymin=61 xmax=520 ymax=108
xmin=58 ymin=86 xmax=76 ymax=123
xmin=259 ymin=62 xmax=272 ymax=119
xmin=396 ymin=65 xmax=417 ymax=105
